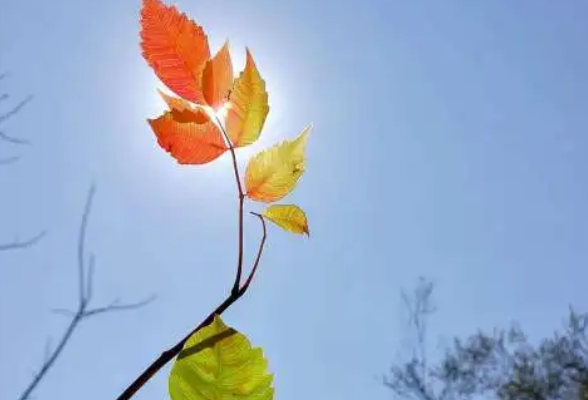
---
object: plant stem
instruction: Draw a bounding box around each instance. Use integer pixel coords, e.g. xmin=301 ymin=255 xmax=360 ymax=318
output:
xmin=214 ymin=114 xmax=245 ymax=296
xmin=116 ymin=113 xmax=266 ymax=400
xmin=115 ymin=213 xmax=267 ymax=400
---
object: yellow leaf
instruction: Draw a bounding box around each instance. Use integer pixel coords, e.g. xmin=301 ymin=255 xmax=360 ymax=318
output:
xmin=226 ymin=49 xmax=269 ymax=147
xmin=245 ymin=125 xmax=311 ymax=203
xmin=263 ymin=204 xmax=309 ymax=236
xmin=169 ymin=315 xmax=274 ymax=400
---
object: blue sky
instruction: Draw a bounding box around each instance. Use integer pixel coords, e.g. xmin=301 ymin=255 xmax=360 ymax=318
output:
xmin=1 ymin=0 xmax=588 ymax=399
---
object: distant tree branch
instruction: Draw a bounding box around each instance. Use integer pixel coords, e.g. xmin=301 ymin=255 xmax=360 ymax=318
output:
xmin=384 ymin=277 xmax=445 ymax=400
xmin=0 ymin=95 xmax=33 ymax=144
xmin=0 ymin=231 xmax=47 ymax=252
xmin=0 ymin=155 xmax=20 ymax=165
xmin=0 ymin=72 xmax=44 ymax=251
xmin=16 ymin=185 xmax=156 ymax=400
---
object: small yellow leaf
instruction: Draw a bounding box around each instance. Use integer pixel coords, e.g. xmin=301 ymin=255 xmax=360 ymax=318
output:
xmin=226 ymin=49 xmax=269 ymax=147
xmin=169 ymin=315 xmax=274 ymax=400
xmin=263 ymin=204 xmax=309 ymax=236
xmin=245 ymin=125 xmax=311 ymax=203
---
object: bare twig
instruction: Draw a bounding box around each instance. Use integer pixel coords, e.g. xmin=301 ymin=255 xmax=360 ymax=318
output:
xmin=17 ymin=185 xmax=155 ymax=400
xmin=0 ymin=130 xmax=31 ymax=146
xmin=0 ymin=73 xmax=33 ymax=150
xmin=0 ymin=83 xmax=43 ymax=249
xmin=0 ymin=231 xmax=47 ymax=252
xmin=0 ymin=155 xmax=20 ymax=165
xmin=0 ymin=95 xmax=32 ymax=127
xmin=385 ymin=278 xmax=439 ymax=400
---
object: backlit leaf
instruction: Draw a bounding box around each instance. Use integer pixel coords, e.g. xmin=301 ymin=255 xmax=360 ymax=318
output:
xmin=202 ymin=41 xmax=234 ymax=109
xmin=158 ymin=89 xmax=203 ymax=122
xmin=245 ymin=125 xmax=311 ymax=203
xmin=226 ymin=49 xmax=269 ymax=147
xmin=169 ymin=315 xmax=274 ymax=400
xmin=148 ymin=108 xmax=227 ymax=165
xmin=263 ymin=204 xmax=309 ymax=236
xmin=140 ymin=0 xmax=210 ymax=103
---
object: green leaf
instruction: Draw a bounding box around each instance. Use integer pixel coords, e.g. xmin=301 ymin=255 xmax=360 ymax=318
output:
xmin=169 ymin=315 xmax=274 ymax=400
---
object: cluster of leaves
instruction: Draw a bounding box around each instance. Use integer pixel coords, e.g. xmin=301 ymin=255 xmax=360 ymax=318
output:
xmin=436 ymin=310 xmax=588 ymax=400
xmin=127 ymin=1 xmax=313 ymax=399
xmin=385 ymin=279 xmax=588 ymax=400
xmin=141 ymin=0 xmax=311 ymax=234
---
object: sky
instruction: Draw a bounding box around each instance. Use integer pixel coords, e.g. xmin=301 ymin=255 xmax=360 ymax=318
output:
xmin=1 ymin=0 xmax=588 ymax=399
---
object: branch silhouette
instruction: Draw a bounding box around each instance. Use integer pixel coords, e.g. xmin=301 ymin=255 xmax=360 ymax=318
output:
xmin=0 ymin=71 xmax=45 ymax=251
xmin=17 ymin=185 xmax=156 ymax=400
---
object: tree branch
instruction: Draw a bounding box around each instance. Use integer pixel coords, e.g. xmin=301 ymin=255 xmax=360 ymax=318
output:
xmin=0 ymin=95 xmax=32 ymax=127
xmin=0 ymin=155 xmax=20 ymax=165
xmin=0 ymin=231 xmax=47 ymax=252
xmin=17 ymin=185 xmax=155 ymax=400
xmin=115 ymin=208 xmax=269 ymax=400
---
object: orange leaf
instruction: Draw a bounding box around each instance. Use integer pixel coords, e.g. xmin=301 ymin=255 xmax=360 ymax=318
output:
xmin=158 ymin=89 xmax=204 ymax=122
xmin=148 ymin=108 xmax=227 ymax=165
xmin=202 ymin=41 xmax=234 ymax=109
xmin=226 ymin=49 xmax=269 ymax=147
xmin=140 ymin=0 xmax=211 ymax=103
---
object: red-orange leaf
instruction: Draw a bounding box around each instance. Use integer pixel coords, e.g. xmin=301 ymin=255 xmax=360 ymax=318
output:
xmin=140 ymin=0 xmax=211 ymax=103
xmin=202 ymin=41 xmax=234 ymax=109
xmin=148 ymin=109 xmax=227 ymax=165
xmin=158 ymin=89 xmax=203 ymax=122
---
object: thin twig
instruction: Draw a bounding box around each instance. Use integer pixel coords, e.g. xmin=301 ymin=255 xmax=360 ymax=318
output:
xmin=0 ymin=95 xmax=32 ymax=126
xmin=0 ymin=155 xmax=20 ymax=165
xmin=0 ymin=231 xmax=47 ymax=252
xmin=77 ymin=184 xmax=95 ymax=305
xmin=0 ymin=130 xmax=31 ymax=146
xmin=115 ymin=211 xmax=268 ymax=400
xmin=82 ymin=295 xmax=157 ymax=319
xmin=242 ymin=213 xmax=267 ymax=291
xmin=17 ymin=185 xmax=155 ymax=400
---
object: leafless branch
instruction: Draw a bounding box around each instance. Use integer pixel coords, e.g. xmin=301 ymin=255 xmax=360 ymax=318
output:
xmin=0 ymin=129 xmax=31 ymax=146
xmin=0 ymin=155 xmax=20 ymax=165
xmin=0 ymin=95 xmax=32 ymax=127
xmin=16 ymin=185 xmax=156 ymax=400
xmin=0 ymin=231 xmax=47 ymax=252
xmin=0 ymin=74 xmax=44 ymax=251
xmin=0 ymin=73 xmax=33 ymax=161
xmin=385 ymin=277 xmax=442 ymax=400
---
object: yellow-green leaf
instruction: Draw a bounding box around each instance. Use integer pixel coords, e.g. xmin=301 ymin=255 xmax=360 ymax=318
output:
xmin=245 ymin=125 xmax=311 ymax=203
xmin=263 ymin=204 xmax=309 ymax=236
xmin=226 ymin=48 xmax=269 ymax=147
xmin=169 ymin=315 xmax=274 ymax=400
